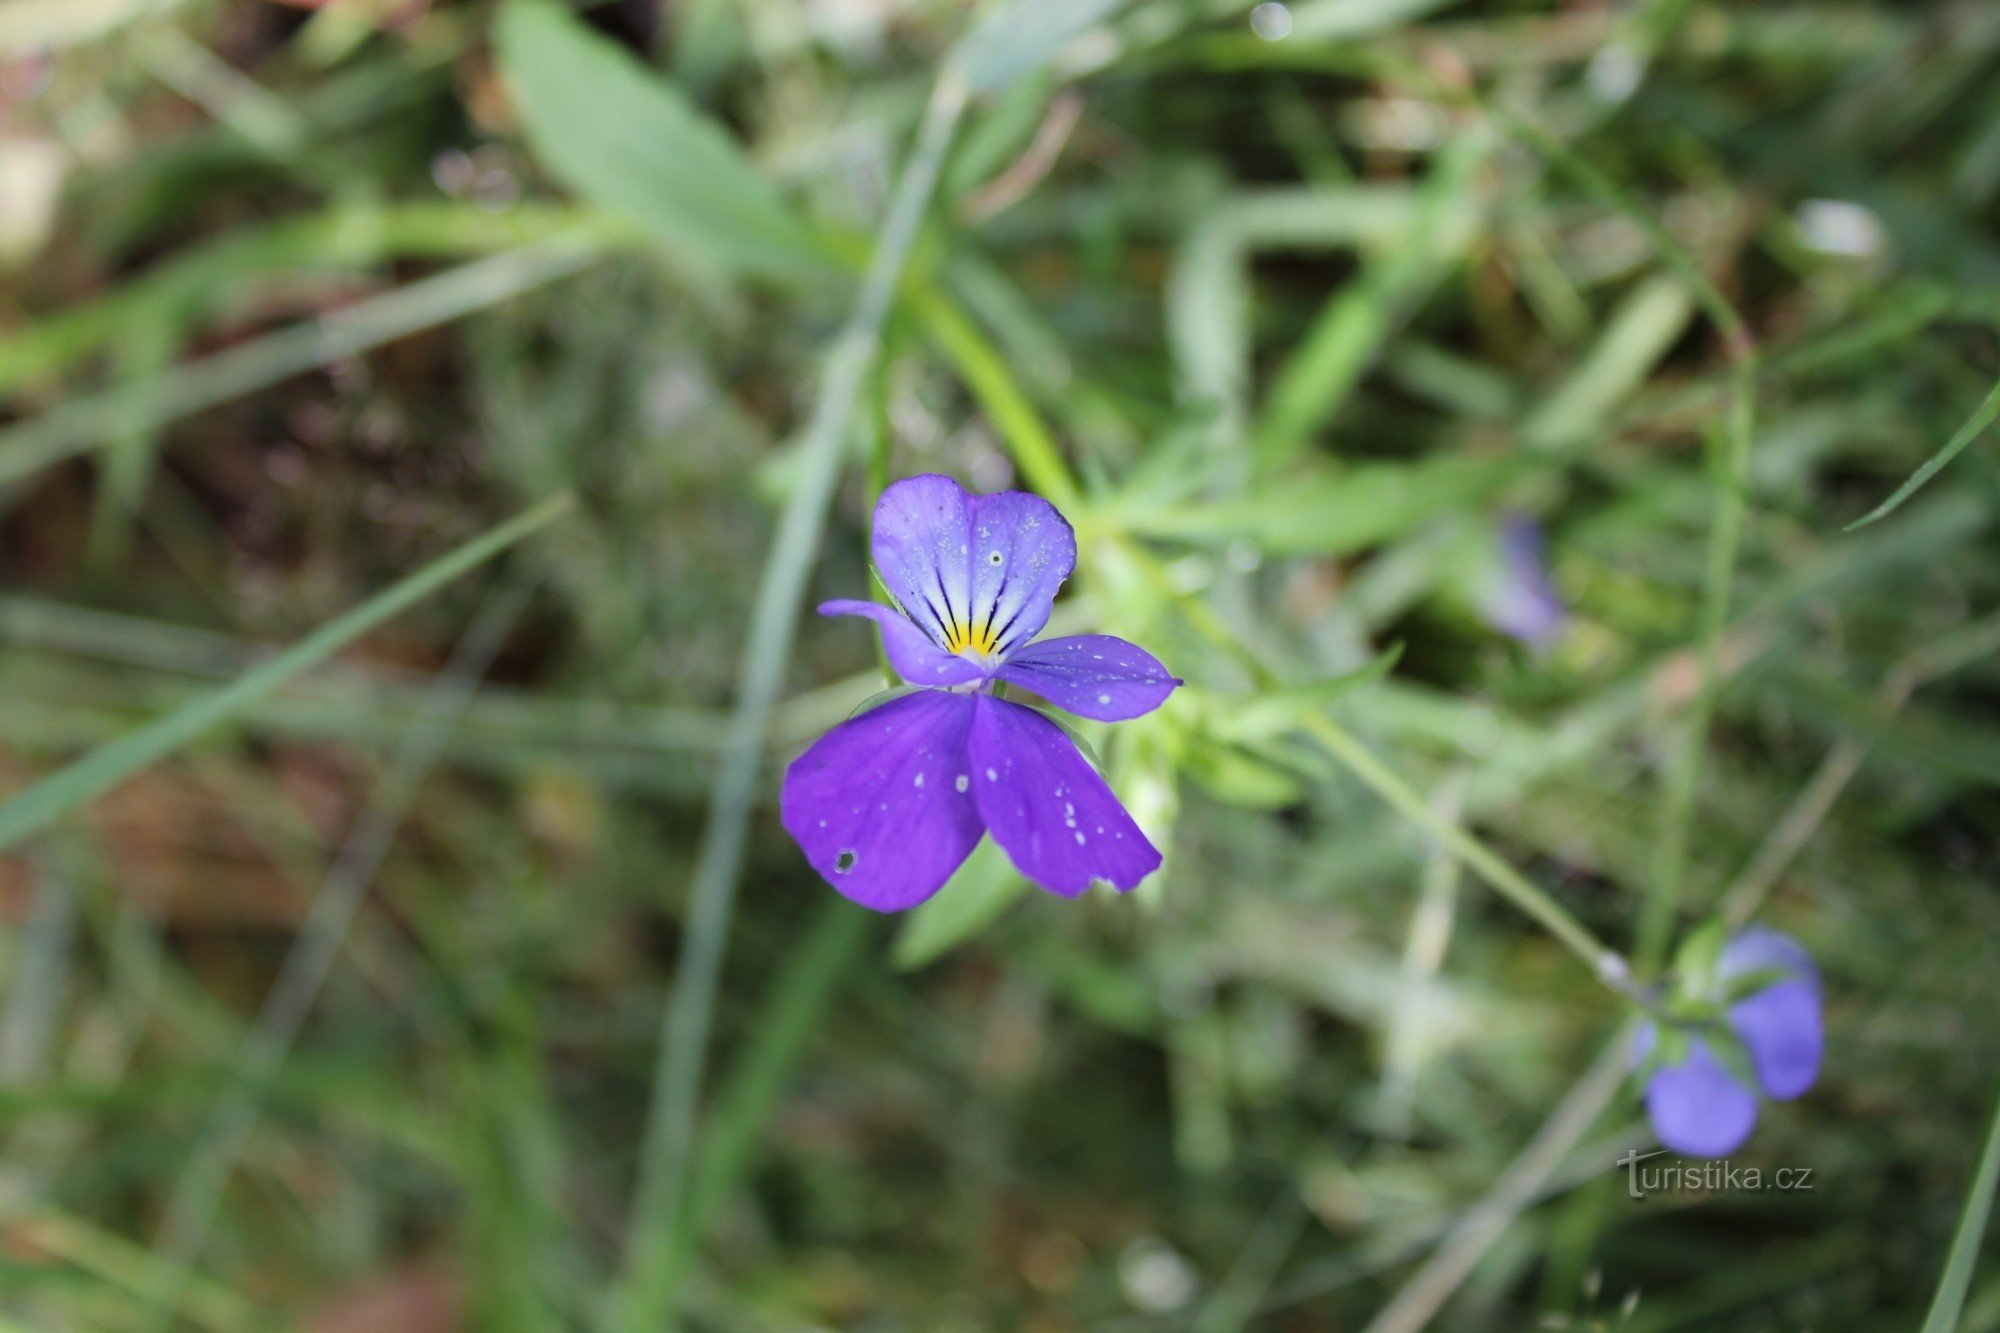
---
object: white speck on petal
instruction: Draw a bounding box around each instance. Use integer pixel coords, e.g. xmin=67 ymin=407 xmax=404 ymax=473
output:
xmin=986 ymin=767 xmax=999 ymax=781
xmin=955 ymin=774 xmax=969 ymax=792
xmin=913 ymin=772 xmax=924 ymax=788
xmin=1098 ymin=693 xmax=1111 ymax=704
xmin=1074 ymin=832 xmax=1087 ymax=845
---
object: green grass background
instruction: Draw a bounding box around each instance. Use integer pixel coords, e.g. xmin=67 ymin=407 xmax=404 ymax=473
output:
xmin=1 ymin=0 xmax=1999 ymax=1328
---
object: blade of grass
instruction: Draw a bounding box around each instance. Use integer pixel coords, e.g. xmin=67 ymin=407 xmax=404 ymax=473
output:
xmin=1846 ymin=371 xmax=2000 ymax=530
xmin=139 ymin=582 xmax=532 ymax=1332
xmin=610 ymin=61 xmax=972 ymax=1333
xmin=1360 ymin=1025 xmax=1634 ymax=1333
xmin=0 ymin=494 xmax=571 ymax=850
xmin=657 ymin=903 xmax=874 ymax=1296
xmin=1923 ymin=1076 xmax=2000 ymax=1333
xmin=0 ymin=235 xmax=607 ymax=490
xmin=1253 ymin=130 xmax=1490 ymax=470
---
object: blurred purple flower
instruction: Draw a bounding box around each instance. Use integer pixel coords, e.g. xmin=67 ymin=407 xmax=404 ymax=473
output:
xmin=1635 ymin=928 xmax=1823 ymax=1157
xmin=782 ymin=475 xmax=1181 ymax=911
xmin=1480 ymin=514 xmax=1567 ymax=649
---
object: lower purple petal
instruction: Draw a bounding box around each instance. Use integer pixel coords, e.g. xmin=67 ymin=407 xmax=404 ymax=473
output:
xmin=781 ymin=690 xmax=985 ymax=911
xmin=820 ymin=600 xmax=985 ymax=688
xmin=967 ymin=695 xmax=1161 ymax=895
xmin=1720 ymin=928 xmax=1822 ymax=1101
xmin=1729 ymin=980 xmax=1822 ymax=1101
xmin=1644 ymin=1039 xmax=1760 ymax=1158
xmin=997 ymin=634 xmax=1181 ymax=722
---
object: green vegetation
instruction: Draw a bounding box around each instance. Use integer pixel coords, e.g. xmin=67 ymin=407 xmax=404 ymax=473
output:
xmin=1 ymin=0 xmax=1997 ymax=1327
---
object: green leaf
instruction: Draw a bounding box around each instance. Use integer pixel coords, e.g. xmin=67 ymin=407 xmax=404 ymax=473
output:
xmin=1125 ymin=457 xmax=1521 ymax=557
xmin=1671 ymin=918 xmax=1729 ymax=1002
xmin=1846 ymin=372 xmax=2000 ymax=531
xmin=892 ymin=839 xmax=1030 ymax=970
xmin=0 ymin=495 xmax=572 ymax=851
xmin=847 ymin=685 xmax=927 ymax=719
xmin=1922 ymin=1075 xmax=2000 ymax=1333
xmin=1208 ymin=643 xmax=1404 ymax=743
xmin=496 ymin=0 xmax=822 ymax=284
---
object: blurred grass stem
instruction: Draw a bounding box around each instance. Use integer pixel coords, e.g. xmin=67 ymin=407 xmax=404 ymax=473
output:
xmin=611 ymin=64 xmax=972 ymax=1333
xmin=141 ymin=583 xmax=533 ymax=1331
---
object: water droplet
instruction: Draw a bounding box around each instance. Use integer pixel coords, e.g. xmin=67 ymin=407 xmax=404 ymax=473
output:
xmin=1250 ymin=2 xmax=1293 ymax=41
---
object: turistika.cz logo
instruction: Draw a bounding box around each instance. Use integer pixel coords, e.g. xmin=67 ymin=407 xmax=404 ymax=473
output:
xmin=1617 ymin=1148 xmax=1816 ymax=1200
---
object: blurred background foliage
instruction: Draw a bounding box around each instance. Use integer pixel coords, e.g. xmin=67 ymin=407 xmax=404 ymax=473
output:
xmin=2 ymin=0 xmax=1999 ymax=1328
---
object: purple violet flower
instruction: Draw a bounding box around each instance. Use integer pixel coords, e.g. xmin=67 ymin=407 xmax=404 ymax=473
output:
xmin=1480 ymin=514 xmax=1567 ymax=650
xmin=781 ymin=475 xmax=1183 ymax=911
xmin=1635 ymin=928 xmax=1823 ymax=1158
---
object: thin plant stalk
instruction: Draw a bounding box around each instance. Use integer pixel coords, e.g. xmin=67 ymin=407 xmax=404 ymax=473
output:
xmin=141 ymin=583 xmax=532 ymax=1331
xmin=610 ymin=64 xmax=972 ymax=1333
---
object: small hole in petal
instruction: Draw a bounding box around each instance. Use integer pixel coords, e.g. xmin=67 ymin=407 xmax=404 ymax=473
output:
xmin=835 ymin=849 xmax=858 ymax=873
xmin=988 ymin=551 xmax=1004 ymax=565
xmin=955 ymin=774 xmax=969 ymax=792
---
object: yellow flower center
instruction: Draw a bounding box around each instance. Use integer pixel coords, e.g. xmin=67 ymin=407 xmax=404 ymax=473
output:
xmin=944 ymin=619 xmax=1001 ymax=657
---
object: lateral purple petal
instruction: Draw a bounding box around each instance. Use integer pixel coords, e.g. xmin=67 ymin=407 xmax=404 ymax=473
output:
xmin=967 ymin=696 xmax=1160 ymax=896
xmin=1643 ymin=1039 xmax=1760 ymax=1158
xmin=997 ymin=634 xmax=1180 ymax=722
xmin=871 ymin=475 xmax=974 ymax=650
xmin=780 ymin=690 xmax=985 ymax=912
xmin=1721 ymin=928 xmax=1822 ymax=1101
xmin=964 ymin=490 xmax=1075 ymax=657
xmin=1480 ymin=514 xmax=1567 ymax=649
xmin=819 ymin=600 xmax=986 ymax=687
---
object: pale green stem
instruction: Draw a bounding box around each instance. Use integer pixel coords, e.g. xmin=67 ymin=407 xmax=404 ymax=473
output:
xmin=1302 ymin=713 xmax=1631 ymax=993
xmin=609 ymin=65 xmax=972 ymax=1333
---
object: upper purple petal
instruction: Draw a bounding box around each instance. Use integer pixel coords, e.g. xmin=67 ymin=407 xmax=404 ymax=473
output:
xmin=871 ymin=475 xmax=974 ymax=650
xmin=966 ymin=695 xmax=1160 ymax=896
xmin=997 ymin=634 xmax=1181 ymax=722
xmin=870 ymin=475 xmax=1075 ymax=662
xmin=1643 ymin=1037 xmax=1761 ymax=1158
xmin=780 ymin=690 xmax=986 ymax=912
xmin=819 ymin=600 xmax=986 ymax=688
xmin=1720 ymin=928 xmax=1822 ymax=1101
xmin=1480 ymin=514 xmax=1566 ymax=649
xmin=963 ymin=489 xmax=1075 ymax=657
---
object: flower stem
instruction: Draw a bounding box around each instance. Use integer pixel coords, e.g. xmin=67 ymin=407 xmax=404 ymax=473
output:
xmin=611 ymin=64 xmax=972 ymax=1333
xmin=1300 ymin=713 xmax=1632 ymax=995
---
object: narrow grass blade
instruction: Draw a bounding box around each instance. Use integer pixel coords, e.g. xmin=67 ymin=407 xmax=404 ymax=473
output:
xmin=0 ymin=236 xmax=604 ymax=489
xmin=0 ymin=494 xmax=571 ymax=851
xmin=1361 ymin=1027 xmax=1633 ymax=1333
xmin=1921 ymin=1075 xmax=2000 ymax=1333
xmin=140 ymin=582 xmax=533 ymax=1333
xmin=612 ymin=64 xmax=972 ymax=1333
xmin=1846 ymin=373 xmax=2000 ymax=530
